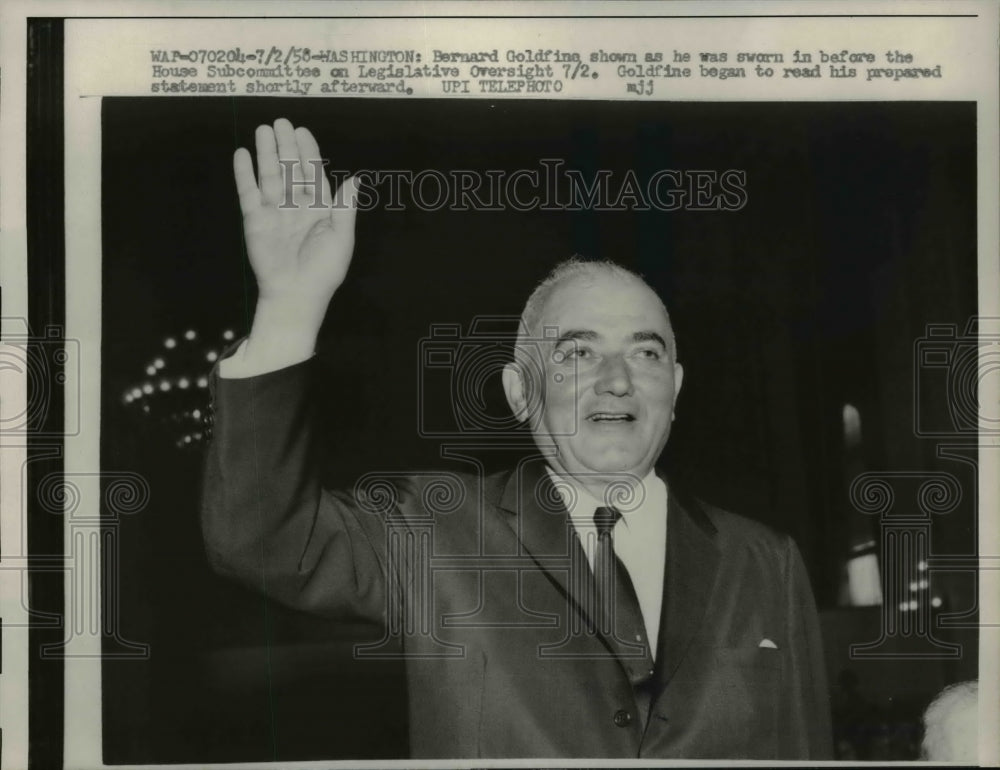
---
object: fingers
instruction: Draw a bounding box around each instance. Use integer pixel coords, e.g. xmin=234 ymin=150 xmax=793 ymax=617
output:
xmin=274 ymin=118 xmax=302 ymax=204
xmin=249 ymin=119 xmax=331 ymax=209
xmin=273 ymin=117 xmax=299 ymax=160
xmin=232 ymin=147 xmax=261 ymax=215
xmin=255 ymin=124 xmax=283 ymax=205
xmin=294 ymin=125 xmax=333 ymax=206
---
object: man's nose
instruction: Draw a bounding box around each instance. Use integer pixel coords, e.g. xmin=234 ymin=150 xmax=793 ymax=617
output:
xmin=593 ymin=354 xmax=634 ymax=396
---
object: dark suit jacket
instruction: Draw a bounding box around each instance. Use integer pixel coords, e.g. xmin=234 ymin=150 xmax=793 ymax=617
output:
xmin=201 ymin=358 xmax=832 ymax=759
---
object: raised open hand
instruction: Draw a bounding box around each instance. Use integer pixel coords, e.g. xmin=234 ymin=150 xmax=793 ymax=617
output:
xmin=229 ymin=119 xmax=358 ymax=371
xmin=234 ymin=118 xmax=357 ymax=311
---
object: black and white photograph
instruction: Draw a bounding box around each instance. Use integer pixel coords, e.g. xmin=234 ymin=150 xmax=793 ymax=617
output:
xmin=3 ymin=3 xmax=999 ymax=768
xmin=96 ymin=96 xmax=979 ymax=762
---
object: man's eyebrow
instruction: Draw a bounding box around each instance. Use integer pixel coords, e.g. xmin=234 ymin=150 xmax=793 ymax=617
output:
xmin=554 ymin=329 xmax=599 ymax=345
xmin=632 ymin=331 xmax=668 ymax=348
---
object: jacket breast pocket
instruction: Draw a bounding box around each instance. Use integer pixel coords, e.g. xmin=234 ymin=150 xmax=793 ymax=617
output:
xmin=711 ymin=644 xmax=784 ymax=669
xmin=702 ymin=646 xmax=784 ymax=757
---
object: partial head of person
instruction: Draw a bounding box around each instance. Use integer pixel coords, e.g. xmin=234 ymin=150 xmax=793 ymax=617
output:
xmin=502 ymin=258 xmax=683 ymax=490
xmin=921 ymin=679 xmax=978 ymax=763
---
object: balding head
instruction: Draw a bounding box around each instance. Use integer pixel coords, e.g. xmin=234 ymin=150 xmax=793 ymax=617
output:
xmin=921 ymin=680 xmax=978 ymax=762
xmin=516 ymin=258 xmax=676 ymax=359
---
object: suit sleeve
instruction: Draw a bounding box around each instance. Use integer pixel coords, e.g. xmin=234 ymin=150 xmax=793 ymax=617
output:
xmin=783 ymin=535 xmax=834 ymax=759
xmin=200 ymin=356 xmax=387 ymax=623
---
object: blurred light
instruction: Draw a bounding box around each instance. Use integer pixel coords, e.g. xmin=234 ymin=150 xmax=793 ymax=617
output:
xmin=206 ymin=351 xmax=219 ymax=362
xmin=142 ymin=405 xmax=150 ymax=413
xmin=194 ymin=432 xmax=202 ymax=440
xmin=919 ymin=579 xmax=929 ymax=590
xmin=159 ymin=380 xmax=171 ymax=391
xmin=164 ymin=338 xmax=176 ymax=349
xmin=908 ymin=599 xmax=918 ymax=611
xmin=909 ymin=581 xmax=919 ymax=592
xmin=154 ymin=358 xmax=165 ymax=369
xmin=918 ymin=560 xmax=927 ymax=572
xmin=931 ymin=596 xmax=943 ymax=608
xmin=178 ymin=377 xmax=190 ymax=389
xmin=145 ymin=365 xmax=156 ymax=376
xmin=124 ymin=394 xmax=133 ymax=404
xmin=842 ymin=403 xmax=862 ymax=449
xmin=142 ymin=383 xmax=154 ymax=395
xmin=185 ymin=329 xmax=197 ymax=340
xmin=197 ymin=376 xmax=208 ymax=388
xmin=192 ymin=409 xmax=202 ymax=420
xmin=184 ymin=435 xmax=192 ymax=443
xmin=130 ymin=388 xmax=142 ymax=398
xmin=223 ymin=329 xmax=235 ymax=340
xmin=899 ymin=601 xmax=909 ymax=612
xmin=845 ymin=553 xmax=882 ymax=606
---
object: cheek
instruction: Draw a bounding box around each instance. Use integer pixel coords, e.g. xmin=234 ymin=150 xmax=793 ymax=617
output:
xmin=539 ymin=373 xmax=582 ymax=428
xmin=542 ymin=365 xmax=581 ymax=401
xmin=641 ymin=376 xmax=677 ymax=409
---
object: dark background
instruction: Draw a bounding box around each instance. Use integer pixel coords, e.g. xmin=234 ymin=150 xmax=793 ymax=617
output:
xmin=101 ymin=98 xmax=978 ymax=763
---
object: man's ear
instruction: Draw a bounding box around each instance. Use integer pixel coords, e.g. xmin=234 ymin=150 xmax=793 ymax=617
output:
xmin=671 ymin=361 xmax=684 ymax=418
xmin=502 ymin=362 xmax=530 ymax=423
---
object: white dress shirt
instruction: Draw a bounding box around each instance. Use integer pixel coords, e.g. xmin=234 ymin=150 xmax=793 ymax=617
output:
xmin=546 ymin=468 xmax=668 ymax=657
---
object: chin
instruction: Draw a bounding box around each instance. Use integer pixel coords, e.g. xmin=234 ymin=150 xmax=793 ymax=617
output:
xmin=582 ymin=454 xmax=649 ymax=477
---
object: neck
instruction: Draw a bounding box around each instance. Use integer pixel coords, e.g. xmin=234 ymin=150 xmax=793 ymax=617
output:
xmin=551 ymin=466 xmax=653 ymax=508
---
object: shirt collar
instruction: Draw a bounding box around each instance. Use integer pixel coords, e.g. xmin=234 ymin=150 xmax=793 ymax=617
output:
xmin=544 ymin=466 xmax=665 ymax=531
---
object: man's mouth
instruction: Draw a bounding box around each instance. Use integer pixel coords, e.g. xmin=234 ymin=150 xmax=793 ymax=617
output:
xmin=588 ymin=412 xmax=636 ymax=423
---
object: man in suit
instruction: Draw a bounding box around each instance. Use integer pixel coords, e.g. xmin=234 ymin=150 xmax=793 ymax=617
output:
xmin=202 ymin=118 xmax=832 ymax=758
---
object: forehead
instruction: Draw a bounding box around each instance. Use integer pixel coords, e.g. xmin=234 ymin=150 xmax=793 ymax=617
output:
xmin=540 ymin=273 xmax=670 ymax=336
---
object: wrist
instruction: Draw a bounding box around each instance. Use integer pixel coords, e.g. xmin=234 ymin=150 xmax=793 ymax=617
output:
xmin=245 ymin=295 xmax=327 ymax=362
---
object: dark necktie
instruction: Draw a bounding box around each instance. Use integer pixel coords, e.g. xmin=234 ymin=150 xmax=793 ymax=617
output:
xmin=593 ymin=506 xmax=623 ymax=635
xmin=593 ymin=507 xmax=654 ymax=668
xmin=593 ymin=506 xmax=656 ymax=729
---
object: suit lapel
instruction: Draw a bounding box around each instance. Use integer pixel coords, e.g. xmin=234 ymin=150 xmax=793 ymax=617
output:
xmin=654 ymin=480 xmax=720 ymax=690
xmin=498 ymin=454 xmax=584 ymax=596
xmin=497 ymin=462 xmax=721 ymax=675
xmin=496 ymin=455 xmax=615 ymax=654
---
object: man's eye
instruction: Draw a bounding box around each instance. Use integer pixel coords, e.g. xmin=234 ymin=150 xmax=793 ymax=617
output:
xmin=554 ymin=347 xmax=589 ymax=362
xmin=635 ymin=348 xmax=662 ymax=360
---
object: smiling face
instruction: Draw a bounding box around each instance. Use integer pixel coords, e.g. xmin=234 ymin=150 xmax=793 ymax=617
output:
xmin=503 ymin=270 xmax=683 ymax=485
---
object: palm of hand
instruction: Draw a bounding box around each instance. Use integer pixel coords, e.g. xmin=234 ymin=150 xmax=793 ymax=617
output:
xmin=234 ymin=119 xmax=357 ymax=306
xmin=243 ymin=200 xmax=350 ymax=302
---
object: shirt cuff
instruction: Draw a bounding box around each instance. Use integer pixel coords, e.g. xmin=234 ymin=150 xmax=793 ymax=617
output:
xmin=218 ymin=338 xmax=315 ymax=379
